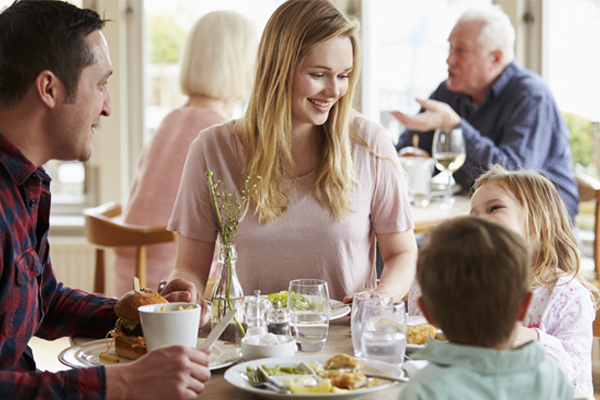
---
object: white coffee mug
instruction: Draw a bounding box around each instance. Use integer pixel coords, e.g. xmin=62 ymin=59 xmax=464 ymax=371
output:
xmin=138 ymin=302 xmax=201 ymax=352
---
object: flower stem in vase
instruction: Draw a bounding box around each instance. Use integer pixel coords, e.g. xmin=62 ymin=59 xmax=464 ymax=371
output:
xmin=205 ymin=169 xmax=260 ymax=341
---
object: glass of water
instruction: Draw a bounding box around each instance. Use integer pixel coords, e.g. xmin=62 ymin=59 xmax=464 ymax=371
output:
xmin=351 ymin=291 xmax=393 ymax=358
xmin=361 ymin=301 xmax=407 ymax=366
xmin=288 ymin=279 xmax=329 ymax=352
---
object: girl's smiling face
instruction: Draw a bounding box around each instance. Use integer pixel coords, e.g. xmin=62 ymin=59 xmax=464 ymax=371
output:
xmin=470 ymin=183 xmax=527 ymax=239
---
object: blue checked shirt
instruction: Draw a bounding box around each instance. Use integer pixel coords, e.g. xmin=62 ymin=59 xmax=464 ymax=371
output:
xmin=396 ymin=61 xmax=579 ymax=220
xmin=0 ymin=133 xmax=117 ymax=399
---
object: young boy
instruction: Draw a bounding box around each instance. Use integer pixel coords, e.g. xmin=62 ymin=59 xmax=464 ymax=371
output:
xmin=399 ymin=216 xmax=574 ymax=399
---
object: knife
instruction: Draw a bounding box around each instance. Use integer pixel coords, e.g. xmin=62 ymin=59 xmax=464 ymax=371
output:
xmin=198 ymin=309 xmax=237 ymax=350
xmin=363 ymin=373 xmax=409 ymax=383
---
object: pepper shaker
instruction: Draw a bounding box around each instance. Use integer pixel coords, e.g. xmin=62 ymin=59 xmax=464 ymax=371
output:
xmin=266 ymin=300 xmax=290 ymax=335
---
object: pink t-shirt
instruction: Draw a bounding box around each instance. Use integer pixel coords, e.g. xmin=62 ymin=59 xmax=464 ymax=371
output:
xmin=168 ymin=117 xmax=413 ymax=300
xmin=113 ymin=106 xmax=227 ymax=296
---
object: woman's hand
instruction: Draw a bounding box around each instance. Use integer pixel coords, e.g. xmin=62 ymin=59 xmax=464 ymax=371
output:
xmin=161 ymin=278 xmax=211 ymax=327
xmin=161 ymin=278 xmax=200 ymax=304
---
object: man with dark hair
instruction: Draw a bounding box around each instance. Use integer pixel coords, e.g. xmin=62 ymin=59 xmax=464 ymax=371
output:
xmin=0 ymin=1 xmax=210 ymax=399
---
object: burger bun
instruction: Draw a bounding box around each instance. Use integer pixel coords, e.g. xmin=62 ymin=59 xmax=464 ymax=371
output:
xmin=115 ymin=336 xmax=147 ymax=360
xmin=115 ymin=288 xmax=168 ymax=321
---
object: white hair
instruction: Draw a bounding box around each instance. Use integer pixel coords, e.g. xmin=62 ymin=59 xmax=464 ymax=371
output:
xmin=179 ymin=11 xmax=257 ymax=100
xmin=457 ymin=5 xmax=515 ymax=65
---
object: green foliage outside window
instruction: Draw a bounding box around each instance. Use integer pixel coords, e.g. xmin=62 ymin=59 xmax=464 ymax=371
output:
xmin=149 ymin=15 xmax=186 ymax=64
xmin=565 ymin=112 xmax=593 ymax=168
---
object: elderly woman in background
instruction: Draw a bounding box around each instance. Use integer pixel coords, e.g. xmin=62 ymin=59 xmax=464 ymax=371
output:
xmin=113 ymin=11 xmax=257 ymax=296
xmin=166 ymin=0 xmax=417 ymax=313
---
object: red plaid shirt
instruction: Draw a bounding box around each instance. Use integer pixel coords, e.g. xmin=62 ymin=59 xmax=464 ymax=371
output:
xmin=0 ymin=133 xmax=117 ymax=399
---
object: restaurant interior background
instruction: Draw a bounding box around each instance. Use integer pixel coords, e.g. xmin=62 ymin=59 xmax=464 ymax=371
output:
xmin=0 ymin=0 xmax=598 ymax=298
xmin=1 ymin=0 xmax=600 ymax=380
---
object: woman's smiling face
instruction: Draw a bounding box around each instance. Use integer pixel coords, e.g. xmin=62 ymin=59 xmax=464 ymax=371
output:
xmin=291 ymin=35 xmax=353 ymax=132
xmin=470 ymin=183 xmax=527 ymax=239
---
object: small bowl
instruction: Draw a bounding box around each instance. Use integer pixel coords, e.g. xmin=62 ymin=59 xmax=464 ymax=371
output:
xmin=241 ymin=333 xmax=296 ymax=361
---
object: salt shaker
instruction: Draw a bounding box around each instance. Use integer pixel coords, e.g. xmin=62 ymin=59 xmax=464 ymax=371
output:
xmin=266 ymin=300 xmax=290 ymax=335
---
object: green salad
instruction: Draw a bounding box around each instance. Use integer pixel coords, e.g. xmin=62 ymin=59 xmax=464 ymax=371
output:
xmin=267 ymin=291 xmax=309 ymax=309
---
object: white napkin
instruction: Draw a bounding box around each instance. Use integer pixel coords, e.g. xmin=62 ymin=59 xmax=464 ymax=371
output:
xmin=402 ymin=360 xmax=429 ymax=379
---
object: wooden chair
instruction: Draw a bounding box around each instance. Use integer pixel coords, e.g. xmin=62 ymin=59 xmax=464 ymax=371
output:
xmin=575 ymin=173 xmax=600 ymax=285
xmin=573 ymin=175 xmax=600 ymax=354
xmin=83 ymin=201 xmax=177 ymax=294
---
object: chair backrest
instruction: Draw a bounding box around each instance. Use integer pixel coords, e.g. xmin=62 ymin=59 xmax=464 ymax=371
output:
xmin=574 ymin=173 xmax=600 ymax=337
xmin=575 ymin=173 xmax=600 ymax=279
xmin=83 ymin=201 xmax=177 ymax=294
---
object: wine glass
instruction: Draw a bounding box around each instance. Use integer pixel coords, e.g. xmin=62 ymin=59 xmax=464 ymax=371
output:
xmin=432 ymin=128 xmax=466 ymax=209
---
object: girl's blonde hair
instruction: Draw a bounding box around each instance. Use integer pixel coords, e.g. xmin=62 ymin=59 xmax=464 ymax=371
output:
xmin=179 ymin=11 xmax=257 ymax=100
xmin=235 ymin=0 xmax=362 ymax=223
xmin=474 ymin=165 xmax=600 ymax=308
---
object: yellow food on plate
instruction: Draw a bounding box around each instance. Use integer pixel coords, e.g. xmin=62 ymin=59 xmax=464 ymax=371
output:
xmin=330 ymin=371 xmax=368 ymax=390
xmin=277 ymin=354 xmax=388 ymax=393
xmin=407 ymin=323 xmax=438 ymax=345
xmin=99 ymin=353 xmax=119 ymax=363
xmin=324 ymin=353 xmax=364 ymax=372
xmin=289 ymin=379 xmax=333 ymax=394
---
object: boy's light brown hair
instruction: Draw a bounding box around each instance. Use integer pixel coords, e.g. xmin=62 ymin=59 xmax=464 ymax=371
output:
xmin=417 ymin=216 xmax=531 ymax=347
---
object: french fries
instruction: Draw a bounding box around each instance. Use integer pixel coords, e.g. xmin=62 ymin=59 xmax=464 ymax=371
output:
xmin=99 ymin=353 xmax=120 ymax=363
xmin=159 ymin=305 xmax=195 ymax=312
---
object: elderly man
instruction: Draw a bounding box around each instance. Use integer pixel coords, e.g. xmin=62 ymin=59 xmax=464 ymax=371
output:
xmin=394 ymin=5 xmax=579 ymax=220
xmin=0 ymin=1 xmax=209 ymax=399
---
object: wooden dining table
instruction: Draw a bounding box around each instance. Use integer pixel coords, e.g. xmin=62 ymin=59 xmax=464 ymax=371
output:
xmin=410 ymin=195 xmax=471 ymax=234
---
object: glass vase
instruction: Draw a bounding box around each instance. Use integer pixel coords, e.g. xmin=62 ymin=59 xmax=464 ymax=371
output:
xmin=210 ymin=243 xmax=245 ymax=344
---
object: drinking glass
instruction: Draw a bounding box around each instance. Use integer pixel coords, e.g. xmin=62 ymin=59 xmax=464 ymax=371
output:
xmin=432 ymin=128 xmax=466 ymax=209
xmin=243 ymin=291 xmax=272 ymax=331
xmin=360 ymin=301 xmax=407 ymax=366
xmin=288 ymin=279 xmax=329 ymax=352
xmin=351 ymin=291 xmax=393 ymax=358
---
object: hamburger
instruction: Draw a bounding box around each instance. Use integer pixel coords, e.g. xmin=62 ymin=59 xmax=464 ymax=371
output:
xmin=111 ymin=288 xmax=168 ymax=359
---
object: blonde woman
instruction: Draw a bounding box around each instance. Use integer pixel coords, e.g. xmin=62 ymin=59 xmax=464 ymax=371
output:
xmin=166 ymin=0 xmax=417 ymax=310
xmin=113 ymin=11 xmax=257 ymax=296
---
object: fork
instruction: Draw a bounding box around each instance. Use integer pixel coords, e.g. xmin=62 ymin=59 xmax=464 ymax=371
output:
xmin=243 ymin=368 xmax=291 ymax=394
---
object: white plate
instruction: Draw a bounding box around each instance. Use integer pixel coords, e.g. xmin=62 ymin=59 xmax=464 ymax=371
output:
xmin=406 ymin=343 xmax=425 ymax=351
xmin=407 ymin=316 xmax=427 ymax=326
xmin=207 ymin=297 xmax=351 ymax=321
xmin=406 ymin=317 xmax=444 ymax=351
xmin=329 ymin=300 xmax=351 ymax=320
xmin=224 ymin=355 xmax=403 ymax=400
xmin=58 ymin=338 xmax=241 ymax=370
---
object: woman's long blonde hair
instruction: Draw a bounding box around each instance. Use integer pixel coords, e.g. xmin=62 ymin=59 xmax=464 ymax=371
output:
xmin=474 ymin=165 xmax=600 ymax=308
xmin=234 ymin=0 xmax=362 ymax=223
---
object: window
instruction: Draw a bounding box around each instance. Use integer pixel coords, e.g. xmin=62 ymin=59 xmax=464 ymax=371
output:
xmin=547 ymin=0 xmax=600 ymax=122
xmin=362 ymin=0 xmax=492 ymax=144
xmin=143 ymin=0 xmax=284 ymax=143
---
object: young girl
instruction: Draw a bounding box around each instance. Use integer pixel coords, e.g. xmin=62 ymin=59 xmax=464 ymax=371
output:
xmin=408 ymin=165 xmax=599 ymax=400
